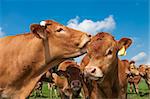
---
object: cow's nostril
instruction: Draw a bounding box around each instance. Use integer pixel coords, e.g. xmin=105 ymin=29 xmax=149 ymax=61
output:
xmin=91 ymin=68 xmax=96 ymax=73
xmin=76 ymin=82 xmax=79 ymax=85
xmin=88 ymin=34 xmax=92 ymax=37
xmin=71 ymin=80 xmax=81 ymax=87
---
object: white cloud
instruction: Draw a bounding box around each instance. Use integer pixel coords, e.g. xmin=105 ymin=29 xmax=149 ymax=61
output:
xmin=131 ymin=52 xmax=147 ymax=62
xmin=67 ymin=15 xmax=116 ymax=35
xmin=0 ymin=27 xmax=5 ymax=37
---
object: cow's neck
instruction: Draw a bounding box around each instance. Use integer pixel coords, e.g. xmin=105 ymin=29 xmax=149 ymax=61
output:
xmin=4 ymin=33 xmax=64 ymax=98
xmin=96 ymin=57 xmax=119 ymax=98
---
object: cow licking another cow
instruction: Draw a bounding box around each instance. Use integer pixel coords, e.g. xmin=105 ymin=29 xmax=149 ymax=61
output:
xmin=0 ymin=19 xmax=149 ymax=99
xmin=0 ymin=20 xmax=90 ymax=99
xmin=32 ymin=32 xmax=149 ymax=99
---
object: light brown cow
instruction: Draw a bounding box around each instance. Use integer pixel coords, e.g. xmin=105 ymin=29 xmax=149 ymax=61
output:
xmin=0 ymin=20 xmax=90 ymax=99
xmin=52 ymin=60 xmax=88 ymax=99
xmin=82 ymin=32 xmax=132 ymax=99
xmin=81 ymin=56 xmax=132 ymax=99
xmin=128 ymin=61 xmax=140 ymax=94
xmin=139 ymin=65 xmax=150 ymax=89
xmin=145 ymin=66 xmax=150 ymax=89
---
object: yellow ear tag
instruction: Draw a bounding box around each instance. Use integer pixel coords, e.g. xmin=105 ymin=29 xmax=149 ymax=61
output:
xmin=118 ymin=46 xmax=126 ymax=56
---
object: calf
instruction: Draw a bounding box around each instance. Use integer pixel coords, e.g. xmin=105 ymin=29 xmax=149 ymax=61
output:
xmin=52 ymin=60 xmax=88 ymax=99
xmin=83 ymin=32 xmax=132 ymax=99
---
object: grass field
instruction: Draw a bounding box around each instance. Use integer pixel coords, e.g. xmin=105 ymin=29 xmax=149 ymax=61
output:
xmin=29 ymin=79 xmax=150 ymax=99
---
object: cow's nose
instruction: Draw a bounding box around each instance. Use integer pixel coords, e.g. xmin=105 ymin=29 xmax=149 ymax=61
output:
xmin=85 ymin=67 xmax=97 ymax=74
xmin=85 ymin=66 xmax=103 ymax=78
xmin=71 ymin=80 xmax=81 ymax=87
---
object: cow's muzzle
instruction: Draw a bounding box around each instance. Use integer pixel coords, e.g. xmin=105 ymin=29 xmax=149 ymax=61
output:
xmin=71 ymin=80 xmax=82 ymax=91
xmin=78 ymin=34 xmax=91 ymax=49
xmin=84 ymin=66 xmax=104 ymax=81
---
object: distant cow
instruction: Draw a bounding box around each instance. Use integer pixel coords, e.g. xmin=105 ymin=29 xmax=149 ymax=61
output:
xmin=139 ymin=65 xmax=150 ymax=89
xmin=128 ymin=61 xmax=140 ymax=94
xmin=52 ymin=60 xmax=88 ymax=99
xmin=82 ymin=32 xmax=132 ymax=99
xmin=0 ymin=20 xmax=90 ymax=99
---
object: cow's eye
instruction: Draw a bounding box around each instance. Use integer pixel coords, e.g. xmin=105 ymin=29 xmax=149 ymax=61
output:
xmin=56 ymin=28 xmax=64 ymax=32
xmin=107 ymin=50 xmax=112 ymax=55
xmin=105 ymin=47 xmax=113 ymax=56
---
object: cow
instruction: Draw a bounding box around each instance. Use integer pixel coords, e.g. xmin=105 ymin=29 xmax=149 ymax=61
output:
xmin=0 ymin=20 xmax=90 ymax=99
xmin=145 ymin=66 xmax=150 ymax=89
xmin=128 ymin=61 xmax=140 ymax=94
xmin=139 ymin=65 xmax=150 ymax=89
xmin=81 ymin=57 xmax=134 ymax=99
xmin=82 ymin=32 xmax=132 ymax=99
xmin=52 ymin=60 xmax=88 ymax=99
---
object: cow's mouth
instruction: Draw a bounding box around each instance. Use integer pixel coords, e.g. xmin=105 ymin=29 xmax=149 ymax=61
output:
xmin=72 ymin=86 xmax=81 ymax=91
xmin=88 ymin=75 xmax=104 ymax=81
xmin=63 ymin=39 xmax=90 ymax=58
xmin=84 ymin=72 xmax=104 ymax=82
xmin=78 ymin=34 xmax=91 ymax=49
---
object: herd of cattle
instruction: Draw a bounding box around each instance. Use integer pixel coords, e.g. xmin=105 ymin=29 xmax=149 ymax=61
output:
xmin=0 ymin=20 xmax=149 ymax=99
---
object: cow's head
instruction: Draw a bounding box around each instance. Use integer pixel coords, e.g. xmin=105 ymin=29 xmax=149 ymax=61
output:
xmin=129 ymin=61 xmax=139 ymax=76
xmin=30 ymin=20 xmax=91 ymax=59
xmin=84 ymin=32 xmax=132 ymax=81
xmin=145 ymin=67 xmax=150 ymax=84
xmin=56 ymin=61 xmax=83 ymax=92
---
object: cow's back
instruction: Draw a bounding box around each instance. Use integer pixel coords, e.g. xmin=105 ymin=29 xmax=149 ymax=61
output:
xmin=0 ymin=33 xmax=43 ymax=88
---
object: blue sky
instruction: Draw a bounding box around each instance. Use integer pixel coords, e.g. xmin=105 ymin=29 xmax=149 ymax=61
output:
xmin=0 ymin=0 xmax=149 ymax=65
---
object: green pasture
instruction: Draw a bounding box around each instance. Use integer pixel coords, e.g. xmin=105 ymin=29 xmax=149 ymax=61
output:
xmin=29 ymin=79 xmax=150 ymax=99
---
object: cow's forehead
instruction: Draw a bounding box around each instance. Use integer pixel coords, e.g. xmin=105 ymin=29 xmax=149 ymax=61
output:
xmin=42 ymin=20 xmax=63 ymax=26
xmin=88 ymin=32 xmax=116 ymax=53
xmin=91 ymin=32 xmax=115 ymax=42
xmin=67 ymin=66 xmax=80 ymax=72
xmin=89 ymin=33 xmax=116 ymax=48
xmin=58 ymin=60 xmax=77 ymax=71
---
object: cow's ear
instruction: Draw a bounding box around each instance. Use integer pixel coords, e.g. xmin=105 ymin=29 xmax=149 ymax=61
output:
xmin=118 ymin=38 xmax=132 ymax=56
xmin=30 ymin=24 xmax=47 ymax=39
xmin=56 ymin=70 xmax=68 ymax=77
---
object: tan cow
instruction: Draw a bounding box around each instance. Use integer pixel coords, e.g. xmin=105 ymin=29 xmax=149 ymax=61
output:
xmin=52 ymin=60 xmax=88 ymax=99
xmin=82 ymin=32 xmax=132 ymax=99
xmin=128 ymin=61 xmax=140 ymax=94
xmin=139 ymin=65 xmax=150 ymax=89
xmin=145 ymin=66 xmax=150 ymax=89
xmin=0 ymin=20 xmax=90 ymax=99
xmin=81 ymin=56 xmax=132 ymax=99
